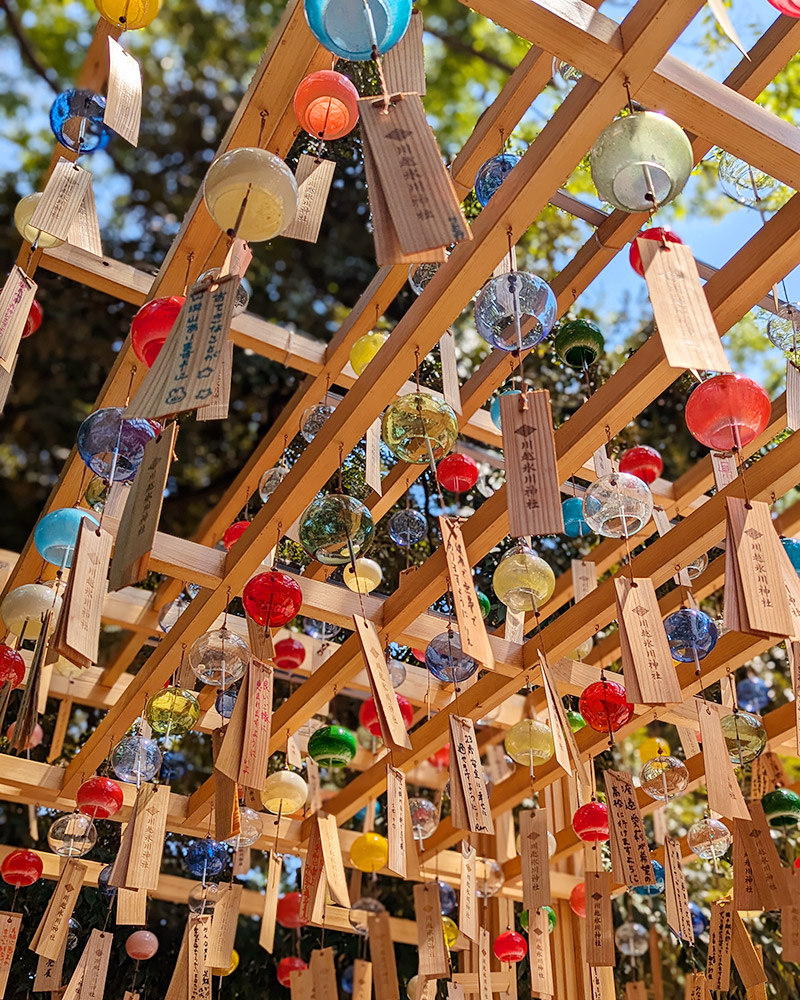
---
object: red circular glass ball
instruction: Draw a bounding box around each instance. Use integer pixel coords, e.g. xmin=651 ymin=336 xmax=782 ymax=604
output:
xmin=125 ymin=929 xmax=159 ymax=960
xmin=294 ymin=70 xmax=360 ymax=141
xmin=359 ymin=693 xmax=414 ymax=736
xmin=436 ymin=453 xmax=479 ymax=493
xmin=76 ymin=776 xmax=124 ymax=819
xmin=618 ymin=445 xmax=663 ymax=484
xmin=569 ymin=881 xmax=586 ymax=918
xmin=276 ymin=892 xmax=306 ymax=929
xmin=6 ymin=721 xmax=43 ymax=749
xmin=685 ymin=373 xmax=771 ymax=452
xmin=222 ymin=520 xmax=250 ymax=551
xmin=0 ymin=645 xmax=25 ymax=688
xmin=629 ymin=227 xmax=683 ymax=277
xmin=277 ymin=956 xmax=308 ymax=988
xmin=242 ymin=571 xmax=302 ymax=628
xmin=493 ymin=930 xmax=528 ymax=963
xmin=428 ymin=744 xmax=450 ymax=769
xmin=411 ymin=648 xmax=426 ymax=663
xmin=795 ymin=857 xmax=800 ymax=870
xmin=572 ymin=801 xmax=609 ymax=842
xmin=1 ymin=848 xmax=43 ymax=887
xmin=22 ymin=299 xmax=44 ymax=339
xmin=578 ymin=680 xmax=634 ymax=734
xmin=274 ymin=637 xmax=306 ymax=670
xmin=130 ymin=296 xmax=186 ymax=368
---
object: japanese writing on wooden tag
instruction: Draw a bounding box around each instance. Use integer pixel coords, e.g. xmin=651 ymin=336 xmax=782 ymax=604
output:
xmin=439 ymin=330 xmax=462 ymax=414
xmin=34 ymin=939 xmax=65 ymax=993
xmin=782 ymin=905 xmax=800 ymax=963
xmin=105 ymin=38 xmax=142 ymax=146
xmin=697 ymin=703 xmax=751 ymax=820
xmin=460 ymin=841 xmax=477 ymax=943
xmin=439 ymin=517 xmax=494 ymax=667
xmin=478 ymin=927 xmax=492 ymax=1000
xmin=592 ymin=445 xmax=613 ymax=479
xmin=711 ymin=451 xmax=738 ymax=491
xmin=638 ymin=239 xmax=731 ymax=374
xmin=311 ymin=949 xmax=338 ymax=999
xmin=383 ymin=7 xmax=425 ymax=94
xmin=684 ymin=973 xmax=709 ymax=1000
xmin=732 ymin=802 xmax=786 ymax=910
xmin=207 ymin=882 xmax=242 ymax=968
xmin=125 ymin=274 xmax=238 ymax=419
xmin=353 ymin=615 xmax=412 ymax=749
xmin=53 ymin=521 xmax=113 ymax=668
xmin=368 ymin=910 xmax=400 ymax=1000
xmin=352 ymin=959 xmax=373 ymax=1000
xmin=188 ymin=914 xmax=211 ymax=1000
xmin=62 ymin=929 xmax=112 ymax=1000
xmin=604 ymin=770 xmax=655 ymax=887
xmin=67 ymin=179 xmax=103 ymax=258
xmin=615 ymin=576 xmax=682 ymax=704
xmin=317 ymin=813 xmax=350 ymax=908
xmin=365 ymin=418 xmax=382 ymax=495
xmin=519 ymin=809 xmax=551 ymax=911
xmin=664 ymin=836 xmax=694 ymax=943
xmin=386 ymin=764 xmax=408 ymax=877
xmin=0 ymin=912 xmax=21 ymax=998
xmin=539 ymin=652 xmax=589 ymax=784
xmin=197 ymin=340 xmax=233 ymax=421
xmin=127 ymin=782 xmax=170 ymax=890
xmin=300 ymin=821 xmax=327 ymax=925
xmin=359 ymin=94 xmax=470 ymax=256
xmin=414 ymin=883 xmax=449 ymax=980
xmin=29 ymin=159 xmax=92 ymax=242
xmin=499 ymin=389 xmax=564 ymax=537
xmin=585 ymin=871 xmax=614 ymax=966
xmin=238 ymin=658 xmax=273 ymax=790
xmin=282 ymin=155 xmax=335 ymax=243
xmin=751 ymin=750 xmax=787 ymax=798
xmin=449 ymin=714 xmax=494 ymax=834
xmin=0 ymin=266 xmax=36 ymax=372
xmin=31 ymin=858 xmax=86 ymax=960
xmin=707 ymin=902 xmax=733 ymax=992
xmin=571 ymin=558 xmax=597 ymax=602
xmin=258 ymin=852 xmax=282 ymax=953
xmin=527 ymin=906 xmax=554 ymax=996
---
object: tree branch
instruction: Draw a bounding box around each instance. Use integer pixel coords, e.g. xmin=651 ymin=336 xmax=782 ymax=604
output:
xmin=0 ymin=0 xmax=61 ymax=93
xmin=424 ymin=25 xmax=514 ymax=75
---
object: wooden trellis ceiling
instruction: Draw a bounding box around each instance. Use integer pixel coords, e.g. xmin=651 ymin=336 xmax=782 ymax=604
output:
xmin=2 ymin=0 xmax=800 ymax=912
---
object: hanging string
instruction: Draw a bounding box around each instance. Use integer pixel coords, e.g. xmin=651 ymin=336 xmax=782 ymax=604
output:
xmin=182 ymin=251 xmax=195 ymax=296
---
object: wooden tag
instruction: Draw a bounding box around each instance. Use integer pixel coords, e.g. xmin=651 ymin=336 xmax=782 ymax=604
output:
xmin=306 ymin=758 xmax=322 ymax=813
xmin=123 ymin=993 xmax=140 ymax=1000
xmin=0 ymin=357 xmax=17 ymax=415
xmin=258 ymin=852 xmax=282 ymax=953
xmin=782 ymin=905 xmax=800 ymax=962
xmin=0 ymin=912 xmax=21 ymax=998
xmin=353 ymin=616 xmax=412 ymax=750
xmin=34 ymin=937 xmax=66 ymax=993
xmin=383 ymin=7 xmax=425 ymax=94
xmin=478 ymin=927 xmax=492 ymax=1000
xmin=125 ymin=274 xmax=238 ymax=419
xmin=615 ymin=577 xmax=682 ymax=704
xmin=439 ymin=518 xmax=494 ymax=667
xmin=727 ymin=497 xmax=793 ymax=637
xmin=238 ymin=658 xmax=273 ymax=790
xmin=448 ymin=983 xmax=467 ymax=1000
xmin=751 ymin=750 xmax=787 ymax=797
xmin=214 ymin=668 xmax=250 ymax=781
xmin=386 ymin=764 xmax=409 ymax=877
xmin=775 ymin=534 xmax=800 ymax=640
xmin=403 ymin=789 xmax=422 ymax=880
xmin=352 ymin=960 xmax=373 ymax=1000
xmin=310 ymin=948 xmax=338 ymax=998
xmin=527 ymin=906 xmax=554 ymax=996
xmin=499 ymin=390 xmax=564 ymax=537
xmin=196 ymin=340 xmax=233 ymax=421
xmin=0 ymin=266 xmax=36 ymax=371
xmin=365 ymin=418 xmax=382 ymax=495
xmin=368 ymin=910 xmax=400 ymax=1000
xmin=62 ymin=929 xmax=112 ymax=1000
xmin=592 ymin=445 xmax=613 ymax=479
xmin=649 ymin=926 xmax=663 ymax=1000
xmin=571 ymin=559 xmax=597 ymax=602
xmin=164 ymin=926 xmax=189 ymax=1000
xmin=731 ymin=912 xmax=766 ymax=989
xmin=116 ymin=886 xmax=146 ymax=925
xmin=585 ymin=871 xmax=614 ymax=966
xmin=29 ymin=159 xmax=92 ymax=242
xmin=286 ymin=731 xmax=302 ymax=768
xmin=61 ymin=522 xmax=112 ymax=667
xmin=697 ymin=704 xmax=750 ymax=820
xmin=788 ymin=361 xmax=800 ymax=431
xmin=126 ymin=783 xmax=170 ymax=889
xmin=603 ymin=771 xmax=655 ymax=887
xmin=684 ymin=973 xmax=709 ymax=1000
xmin=188 ymin=914 xmax=211 ymax=1000
xmin=539 ymin=653 xmax=590 ymax=784
xmin=732 ymin=802 xmax=786 ymax=910
xmin=589 ymin=966 xmax=615 ymax=1000
xmin=439 ymin=330 xmax=462 ymax=414
xmin=460 ymin=841 xmax=478 ymax=943
xmin=638 ymin=240 xmax=731 ymax=373
xmin=207 ymin=883 xmax=242 ymax=968
xmin=108 ymin=423 xmax=176 ymax=590
xmin=664 ymin=836 xmax=694 ymax=943
xmin=625 ymin=985 xmax=647 ymax=1000
xmin=317 ymin=813 xmax=350 ymax=908
xmin=105 ymin=38 xmax=142 ymax=145
xmin=66 ymin=182 xmax=102 ymax=258
xmin=358 ymin=94 xmax=470 ymax=256
xmin=449 ymin=715 xmax=494 ymax=834
xmin=504 ymin=608 xmax=524 ymax=643
xmin=211 ymin=728 xmax=240 ymax=843
xmin=711 ymin=451 xmax=738 ymax=491
xmin=246 ymin=613 xmax=275 ymax=664
xmin=282 ymin=155 xmax=335 ymax=243
xmin=31 ymin=859 xmax=86 ymax=960
xmin=707 ymin=902 xmax=733 ymax=992
xmin=519 ymin=809 xmax=551 ymax=912
xmin=300 ymin=821 xmax=327 ymax=925
xmin=290 ymin=968 xmax=314 ymax=1000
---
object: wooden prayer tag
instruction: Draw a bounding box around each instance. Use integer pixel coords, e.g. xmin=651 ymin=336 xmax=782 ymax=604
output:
xmin=638 ymin=239 xmax=731 ymax=373
xmin=359 ymin=94 xmax=470 ymax=256
xmin=0 ymin=358 xmax=17 ymax=416
xmin=62 ymin=929 xmax=112 ymax=1000
xmin=706 ymin=901 xmax=733 ymax=992
xmin=649 ymin=926 xmax=663 ymax=1000
xmin=259 ymin=852 xmax=282 ymax=953
xmin=290 ymin=968 xmax=314 ymax=1000
xmin=614 ymin=577 xmax=682 ymax=704
xmin=711 ymin=451 xmax=738 ymax=491
xmin=790 ymin=641 xmax=800 ymax=756
xmin=116 ymin=887 xmax=147 ymax=925
xmin=368 ymin=910 xmax=400 ymax=1000
xmin=31 ymin=858 xmax=86 ymax=961
xmin=237 ymin=658 xmax=273 ymax=790
xmin=282 ymin=155 xmax=336 ymax=243
xmin=788 ymin=360 xmax=800 ymax=431
xmin=365 ymin=417 xmax=382 ymax=494
xmin=414 ymin=883 xmax=449 ymax=980
xmin=246 ymin=612 xmax=275 ymax=664
xmin=731 ymin=912 xmax=767 ymax=990
xmin=478 ymin=927 xmax=492 ymax=1000
xmin=504 ymin=607 xmax=525 ymax=643
xmin=53 ymin=521 xmax=113 ymax=668
xmin=188 ymin=913 xmax=212 ymax=1000
xmin=306 ymin=757 xmax=322 ymax=812
xmin=527 ymin=906 xmax=554 ymax=997
xmin=29 ymin=159 xmax=92 ymax=242
xmin=66 ymin=182 xmax=103 ymax=258
xmin=125 ymin=273 xmax=238 ymax=420
xmin=127 ymin=782 xmax=170 ymax=890
xmin=459 ymin=841 xmax=478 ymax=943
xmin=317 ymin=813 xmax=351 ymax=908
xmin=34 ymin=939 xmax=66 ymax=993
xmin=625 ymin=984 xmax=647 ymax=1000
xmin=353 ymin=615 xmax=412 ymax=750
xmin=439 ymin=517 xmax=494 ymax=667
xmin=603 ymin=770 xmax=655 ymax=887
xmin=165 ymin=926 xmax=189 ymax=1000
xmin=539 ymin=652 xmax=589 ymax=784
xmin=0 ymin=266 xmax=36 ymax=372
xmin=499 ymin=389 xmax=564 ymax=537
xmin=664 ymin=836 xmax=694 ymax=943
xmin=731 ymin=802 xmax=786 ymax=910
xmin=439 ymin=330 xmax=462 ymax=414
xmin=782 ymin=904 xmax=800 ymax=963
xmin=300 ymin=820 xmax=327 ymax=925
xmin=352 ymin=960 xmax=373 ymax=1000
xmin=519 ymin=809 xmax=551 ymax=912
xmin=383 ymin=7 xmax=426 ymax=94
xmin=750 ymin=749 xmax=787 ymax=798
xmin=571 ymin=558 xmax=597 ymax=602
xmin=197 ymin=340 xmax=234 ymax=421
xmin=207 ymin=882 xmax=243 ymax=967
xmin=105 ymin=37 xmax=142 ymax=146
xmin=0 ymin=912 xmax=21 ymax=999
xmin=386 ymin=764 xmax=409 ymax=877
xmin=696 ymin=703 xmax=750 ymax=820
xmin=684 ymin=973 xmax=709 ymax=1000
xmin=449 ymin=714 xmax=494 ymax=834
xmin=310 ymin=948 xmax=338 ymax=999
xmin=211 ymin=727 xmax=241 ymax=843
xmin=585 ymin=871 xmax=614 ymax=966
